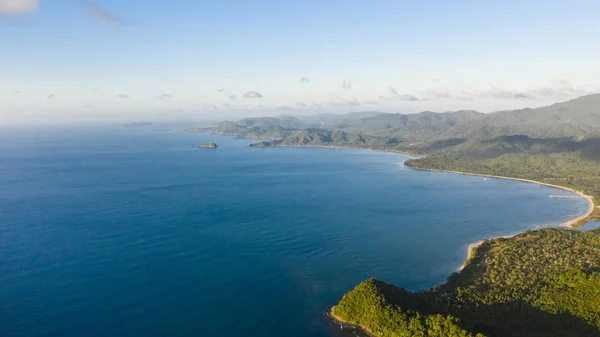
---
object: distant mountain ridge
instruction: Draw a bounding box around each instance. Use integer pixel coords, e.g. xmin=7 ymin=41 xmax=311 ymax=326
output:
xmin=186 ymin=94 xmax=600 ymax=147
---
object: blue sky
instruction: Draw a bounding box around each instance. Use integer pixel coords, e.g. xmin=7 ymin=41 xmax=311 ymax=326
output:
xmin=1 ymin=0 xmax=600 ymax=124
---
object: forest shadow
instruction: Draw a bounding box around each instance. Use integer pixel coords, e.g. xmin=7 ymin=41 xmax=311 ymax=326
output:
xmin=372 ymin=278 xmax=600 ymax=337
xmin=448 ymin=300 xmax=600 ymax=337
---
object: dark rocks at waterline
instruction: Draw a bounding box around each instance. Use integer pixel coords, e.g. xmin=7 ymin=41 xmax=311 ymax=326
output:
xmin=249 ymin=141 xmax=273 ymax=148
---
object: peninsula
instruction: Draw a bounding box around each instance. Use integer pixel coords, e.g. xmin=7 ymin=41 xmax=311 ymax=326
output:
xmin=329 ymin=226 xmax=600 ymax=337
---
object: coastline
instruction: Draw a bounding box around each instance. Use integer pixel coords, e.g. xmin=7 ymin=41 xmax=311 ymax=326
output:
xmin=193 ymin=132 xmax=598 ymax=336
xmin=410 ymin=169 xmax=596 ymax=271
xmin=272 ymin=145 xmax=596 ymax=274
xmin=211 ymin=133 xmax=595 ymax=266
xmin=272 ymin=144 xmax=595 ymax=227
xmin=324 ymin=311 xmax=377 ymax=337
xmin=268 ymin=143 xmax=422 ymax=158
xmin=409 ymin=167 xmax=595 ymax=229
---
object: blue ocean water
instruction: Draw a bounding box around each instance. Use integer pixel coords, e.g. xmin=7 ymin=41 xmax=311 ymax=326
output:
xmin=0 ymin=127 xmax=591 ymax=337
xmin=580 ymin=220 xmax=600 ymax=230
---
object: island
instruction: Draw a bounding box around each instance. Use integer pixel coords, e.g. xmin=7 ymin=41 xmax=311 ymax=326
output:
xmin=248 ymin=141 xmax=277 ymax=147
xmin=153 ymin=128 xmax=174 ymax=132
xmin=194 ymin=143 xmax=218 ymax=149
xmin=123 ymin=122 xmax=153 ymax=127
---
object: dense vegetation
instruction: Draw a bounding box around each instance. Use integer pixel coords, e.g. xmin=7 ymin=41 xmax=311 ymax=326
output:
xmin=333 ymin=228 xmax=600 ymax=337
xmin=187 ymin=94 xmax=600 ymax=144
xmin=332 ymin=279 xmax=485 ymax=337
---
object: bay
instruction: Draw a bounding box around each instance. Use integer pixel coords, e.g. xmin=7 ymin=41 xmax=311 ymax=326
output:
xmin=0 ymin=127 xmax=590 ymax=337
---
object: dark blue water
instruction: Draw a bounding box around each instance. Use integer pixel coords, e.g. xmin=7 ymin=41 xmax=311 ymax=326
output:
xmin=0 ymin=127 xmax=590 ymax=337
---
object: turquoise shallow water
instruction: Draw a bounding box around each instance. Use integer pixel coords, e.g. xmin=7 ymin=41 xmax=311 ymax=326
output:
xmin=0 ymin=127 xmax=590 ymax=337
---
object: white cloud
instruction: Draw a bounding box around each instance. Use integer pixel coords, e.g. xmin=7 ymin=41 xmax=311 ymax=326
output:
xmin=154 ymin=94 xmax=173 ymax=100
xmin=117 ymin=94 xmax=129 ymax=99
xmin=296 ymin=102 xmax=308 ymax=107
xmin=386 ymin=87 xmax=419 ymax=101
xmin=0 ymin=0 xmax=37 ymax=15
xmin=277 ymin=105 xmax=294 ymax=111
xmin=388 ymin=87 xmax=400 ymax=96
xmin=83 ymin=1 xmax=123 ymax=27
xmin=330 ymin=98 xmax=361 ymax=107
xmin=421 ymin=88 xmax=452 ymax=99
xmin=243 ymin=91 xmax=263 ymax=98
xmin=527 ymin=79 xmax=585 ymax=98
xmin=420 ymin=79 xmax=586 ymax=101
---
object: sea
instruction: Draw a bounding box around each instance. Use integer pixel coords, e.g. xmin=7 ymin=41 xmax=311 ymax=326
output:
xmin=0 ymin=126 xmax=591 ymax=337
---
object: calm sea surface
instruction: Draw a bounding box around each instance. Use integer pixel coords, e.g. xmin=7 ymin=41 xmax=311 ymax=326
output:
xmin=0 ymin=127 xmax=590 ymax=337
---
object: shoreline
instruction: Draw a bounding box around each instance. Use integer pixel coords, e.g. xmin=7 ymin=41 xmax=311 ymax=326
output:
xmin=407 ymin=168 xmax=595 ymax=271
xmin=324 ymin=311 xmax=377 ymax=337
xmin=410 ymin=169 xmax=596 ymax=271
xmin=410 ymin=167 xmax=595 ymax=229
xmin=268 ymin=143 xmax=421 ymax=158
xmin=273 ymin=145 xmax=596 ymax=273
xmin=197 ymin=133 xmax=598 ymax=335
xmin=240 ymin=137 xmax=596 ymax=270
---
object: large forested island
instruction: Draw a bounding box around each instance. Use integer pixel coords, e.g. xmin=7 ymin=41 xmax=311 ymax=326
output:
xmin=186 ymin=94 xmax=600 ymax=335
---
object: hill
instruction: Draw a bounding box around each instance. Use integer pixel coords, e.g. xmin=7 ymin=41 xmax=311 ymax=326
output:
xmin=186 ymin=94 xmax=600 ymax=145
xmin=332 ymin=228 xmax=600 ymax=337
xmin=405 ymin=134 xmax=600 ymax=209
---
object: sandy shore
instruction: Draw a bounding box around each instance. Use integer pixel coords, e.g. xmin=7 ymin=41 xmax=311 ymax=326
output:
xmin=236 ymin=136 xmax=597 ymax=274
xmin=419 ymin=168 xmax=595 ymax=227
xmin=429 ymin=169 xmax=597 ymax=271
xmin=272 ymin=144 xmax=421 ymax=158
xmin=270 ymin=146 xmax=596 ymax=272
xmin=458 ymin=235 xmax=516 ymax=271
xmin=242 ymin=141 xmax=598 ymax=335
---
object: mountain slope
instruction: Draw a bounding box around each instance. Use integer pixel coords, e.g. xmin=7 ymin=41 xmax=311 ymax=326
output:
xmin=188 ymin=94 xmax=600 ymax=145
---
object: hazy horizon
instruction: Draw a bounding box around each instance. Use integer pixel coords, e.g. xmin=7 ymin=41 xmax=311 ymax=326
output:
xmin=0 ymin=93 xmax=598 ymax=127
xmin=2 ymin=0 xmax=600 ymax=125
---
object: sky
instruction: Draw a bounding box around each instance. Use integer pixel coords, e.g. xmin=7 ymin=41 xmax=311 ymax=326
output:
xmin=1 ymin=0 xmax=600 ymax=124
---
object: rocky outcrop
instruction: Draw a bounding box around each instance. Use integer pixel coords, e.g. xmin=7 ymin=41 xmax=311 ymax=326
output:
xmin=249 ymin=141 xmax=273 ymax=148
xmin=195 ymin=143 xmax=218 ymax=149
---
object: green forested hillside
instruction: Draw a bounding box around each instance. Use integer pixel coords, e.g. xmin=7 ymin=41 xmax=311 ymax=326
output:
xmin=332 ymin=228 xmax=600 ymax=337
xmin=186 ymin=94 xmax=600 ymax=144
xmin=405 ymin=135 xmax=600 ymax=208
xmin=331 ymin=279 xmax=485 ymax=337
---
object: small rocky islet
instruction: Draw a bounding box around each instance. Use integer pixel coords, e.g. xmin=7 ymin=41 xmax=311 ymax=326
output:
xmin=248 ymin=141 xmax=274 ymax=148
xmin=194 ymin=143 xmax=218 ymax=149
